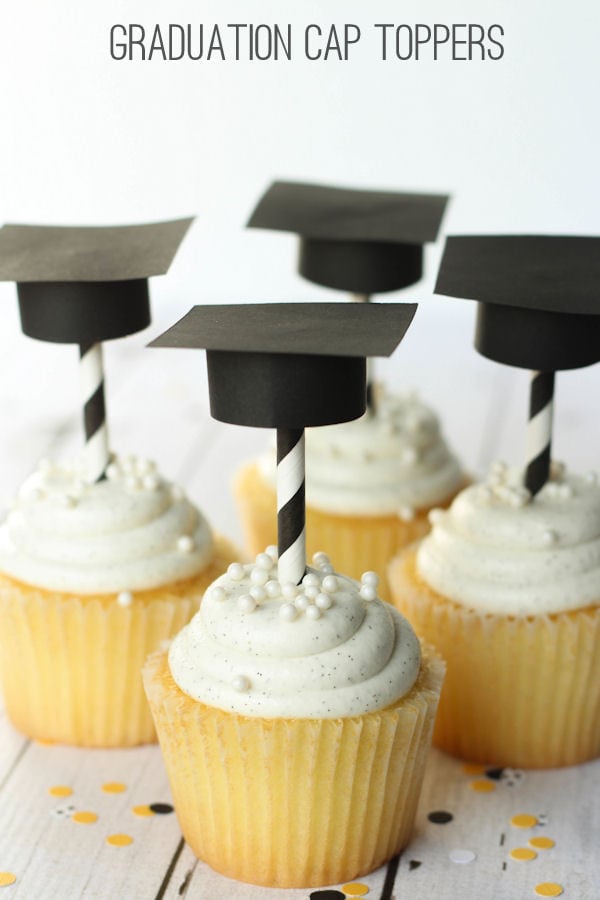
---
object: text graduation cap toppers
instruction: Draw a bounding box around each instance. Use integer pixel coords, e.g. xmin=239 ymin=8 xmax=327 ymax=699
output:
xmin=0 ymin=219 xmax=193 ymax=482
xmin=435 ymin=235 xmax=600 ymax=495
xmin=150 ymin=301 xmax=417 ymax=585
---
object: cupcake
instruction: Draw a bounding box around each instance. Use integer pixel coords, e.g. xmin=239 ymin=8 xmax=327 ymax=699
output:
xmin=235 ymin=385 xmax=465 ymax=600
xmin=0 ymin=453 xmax=237 ymax=747
xmin=388 ymin=462 xmax=600 ymax=768
xmin=144 ymin=548 xmax=444 ymax=888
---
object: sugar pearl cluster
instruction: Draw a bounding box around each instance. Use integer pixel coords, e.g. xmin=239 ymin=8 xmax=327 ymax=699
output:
xmin=212 ymin=549 xmax=381 ymax=632
xmin=106 ymin=455 xmax=161 ymax=494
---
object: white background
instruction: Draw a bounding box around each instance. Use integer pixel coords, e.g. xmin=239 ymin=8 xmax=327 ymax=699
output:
xmin=0 ymin=0 xmax=598 ymax=537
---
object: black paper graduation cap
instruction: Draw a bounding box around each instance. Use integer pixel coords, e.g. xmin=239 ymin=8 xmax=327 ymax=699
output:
xmin=435 ymin=235 xmax=600 ymax=371
xmin=149 ymin=302 xmax=417 ymax=428
xmin=247 ymin=181 xmax=449 ymax=294
xmin=0 ymin=219 xmax=194 ymax=344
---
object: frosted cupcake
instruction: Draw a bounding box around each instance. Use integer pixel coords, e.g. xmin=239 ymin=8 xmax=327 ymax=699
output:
xmin=235 ymin=386 xmax=465 ymax=600
xmin=0 ymin=454 xmax=237 ymax=747
xmin=144 ymin=548 xmax=444 ymax=888
xmin=388 ymin=461 xmax=600 ymax=768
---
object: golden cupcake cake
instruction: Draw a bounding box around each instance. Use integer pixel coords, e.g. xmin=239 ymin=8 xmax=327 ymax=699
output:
xmin=389 ymin=461 xmax=600 ymax=768
xmin=236 ymin=386 xmax=465 ymax=600
xmin=0 ymin=453 xmax=237 ymax=746
xmin=389 ymin=232 xmax=600 ymax=768
xmin=145 ymin=300 xmax=442 ymax=887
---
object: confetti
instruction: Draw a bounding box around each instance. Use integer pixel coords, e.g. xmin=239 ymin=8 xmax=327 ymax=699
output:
xmin=511 ymin=814 xmax=538 ymax=828
xmin=510 ymin=847 xmax=537 ymax=861
xmin=462 ymin=762 xmax=485 ymax=775
xmin=428 ymin=810 xmax=453 ymax=824
xmin=530 ymin=837 xmax=555 ymax=850
xmin=408 ymin=860 xmax=422 ymax=871
xmin=132 ymin=805 xmax=154 ymax=817
xmin=106 ymin=834 xmax=133 ymax=847
xmin=149 ymin=803 xmax=174 ymax=815
xmin=49 ymin=786 xmax=72 ymax=797
xmin=342 ymin=884 xmax=369 ymax=896
xmin=470 ymin=780 xmax=496 ymax=793
xmin=449 ymin=849 xmax=476 ymax=864
xmin=309 ymin=892 xmax=345 ymax=900
xmin=0 ymin=873 xmax=16 ymax=888
xmin=72 ymin=811 xmax=98 ymax=825
xmin=102 ymin=782 xmax=126 ymax=794
xmin=534 ymin=884 xmax=563 ymax=897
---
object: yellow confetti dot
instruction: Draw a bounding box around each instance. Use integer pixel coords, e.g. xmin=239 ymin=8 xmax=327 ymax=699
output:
xmin=511 ymin=813 xmax=538 ymax=828
xmin=72 ymin=811 xmax=98 ymax=825
xmin=35 ymin=738 xmax=55 ymax=746
xmin=463 ymin=762 xmax=486 ymax=775
xmin=530 ymin=837 xmax=555 ymax=850
xmin=49 ymin=785 xmax=72 ymax=797
xmin=342 ymin=883 xmax=369 ymax=896
xmin=132 ymin=804 xmax=154 ymax=817
xmin=102 ymin=782 xmax=126 ymax=794
xmin=106 ymin=834 xmax=133 ymax=847
xmin=510 ymin=847 xmax=537 ymax=861
xmin=535 ymin=884 xmax=563 ymax=897
xmin=0 ymin=873 xmax=16 ymax=887
xmin=470 ymin=779 xmax=496 ymax=793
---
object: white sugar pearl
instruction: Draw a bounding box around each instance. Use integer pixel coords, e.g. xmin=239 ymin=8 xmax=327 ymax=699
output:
xmin=227 ymin=563 xmax=245 ymax=582
xmin=249 ymin=585 xmax=266 ymax=602
xmin=265 ymin=580 xmax=280 ymax=598
xmin=428 ymin=508 xmax=444 ymax=525
xmin=266 ymin=544 xmax=278 ymax=560
xmin=295 ymin=595 xmax=309 ymax=611
xmin=232 ymin=675 xmax=250 ymax=692
xmin=306 ymin=605 xmax=321 ymax=620
xmin=250 ymin=567 xmax=268 ymax=586
xmin=143 ymin=474 xmax=159 ymax=491
xmin=117 ymin=591 xmax=133 ymax=608
xmin=136 ymin=458 xmax=156 ymax=475
xmin=281 ymin=582 xmax=298 ymax=599
xmin=302 ymin=573 xmax=320 ymax=587
xmin=279 ymin=603 xmax=297 ymax=622
xmin=558 ymin=483 xmax=574 ymax=500
xmin=304 ymin=585 xmax=319 ymax=600
xmin=255 ymin=552 xmax=273 ymax=571
xmin=322 ymin=575 xmax=338 ymax=594
xmin=238 ymin=594 xmax=257 ymax=613
xmin=210 ymin=586 xmax=227 ymax=602
xmin=361 ymin=571 xmax=379 ymax=587
xmin=126 ymin=476 xmax=142 ymax=492
xmin=315 ymin=592 xmax=332 ymax=610
xmin=177 ymin=535 xmax=194 ymax=553
xmin=321 ymin=564 xmax=334 ymax=575
xmin=542 ymin=530 xmax=558 ymax=546
xmin=398 ymin=505 xmax=415 ymax=522
xmin=490 ymin=459 xmax=507 ymax=476
xmin=312 ymin=551 xmax=330 ymax=566
xmin=106 ymin=463 xmax=120 ymax=481
xmin=360 ymin=585 xmax=377 ymax=602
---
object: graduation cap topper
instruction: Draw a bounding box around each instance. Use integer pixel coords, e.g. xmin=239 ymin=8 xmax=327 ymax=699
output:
xmin=435 ymin=234 xmax=600 ymax=495
xmin=0 ymin=218 xmax=193 ymax=482
xmin=247 ymin=180 xmax=449 ymax=296
xmin=151 ymin=301 xmax=417 ymax=584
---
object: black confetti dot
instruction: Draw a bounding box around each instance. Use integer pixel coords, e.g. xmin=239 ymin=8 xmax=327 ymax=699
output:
xmin=149 ymin=802 xmax=174 ymax=815
xmin=309 ymin=892 xmax=345 ymax=900
xmin=409 ymin=860 xmax=422 ymax=871
xmin=427 ymin=810 xmax=453 ymax=825
xmin=485 ymin=767 xmax=504 ymax=780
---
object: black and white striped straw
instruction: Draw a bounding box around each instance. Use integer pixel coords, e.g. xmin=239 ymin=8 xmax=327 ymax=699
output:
xmin=277 ymin=428 xmax=306 ymax=585
xmin=79 ymin=342 xmax=110 ymax=483
xmin=525 ymin=370 xmax=555 ymax=496
xmin=351 ymin=292 xmax=375 ymax=410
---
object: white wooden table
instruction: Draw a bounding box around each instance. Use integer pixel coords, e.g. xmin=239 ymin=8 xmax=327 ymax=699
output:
xmin=0 ymin=297 xmax=598 ymax=899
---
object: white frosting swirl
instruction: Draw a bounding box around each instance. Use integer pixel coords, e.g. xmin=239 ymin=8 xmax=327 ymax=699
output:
xmin=169 ymin=549 xmax=421 ymax=718
xmin=417 ymin=462 xmax=600 ymax=615
xmin=258 ymin=387 xmax=463 ymax=517
xmin=0 ymin=455 xmax=214 ymax=594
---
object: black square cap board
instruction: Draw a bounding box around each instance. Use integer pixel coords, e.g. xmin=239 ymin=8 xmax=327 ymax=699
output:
xmin=247 ymin=180 xmax=449 ymax=295
xmin=435 ymin=235 xmax=600 ymax=371
xmin=149 ymin=301 xmax=417 ymax=428
xmin=0 ymin=218 xmax=194 ymax=344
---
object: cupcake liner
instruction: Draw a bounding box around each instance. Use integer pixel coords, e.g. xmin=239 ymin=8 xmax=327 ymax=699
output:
xmin=143 ymin=643 xmax=444 ymax=888
xmin=234 ymin=462 xmax=460 ymax=601
xmin=0 ymin=536 xmax=238 ymax=747
xmin=389 ymin=546 xmax=600 ymax=768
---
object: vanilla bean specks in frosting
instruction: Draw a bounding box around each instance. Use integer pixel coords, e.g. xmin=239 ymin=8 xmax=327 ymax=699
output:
xmin=168 ymin=548 xmax=421 ymax=718
xmin=0 ymin=455 xmax=213 ymax=594
xmin=417 ymin=461 xmax=600 ymax=616
xmin=258 ymin=387 xmax=463 ymax=518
